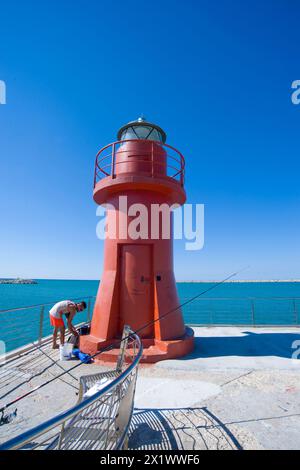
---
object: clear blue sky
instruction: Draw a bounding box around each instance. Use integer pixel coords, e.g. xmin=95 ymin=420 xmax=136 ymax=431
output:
xmin=0 ymin=0 xmax=299 ymax=281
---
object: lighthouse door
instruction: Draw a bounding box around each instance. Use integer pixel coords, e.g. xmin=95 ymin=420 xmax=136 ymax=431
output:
xmin=119 ymin=244 xmax=154 ymax=338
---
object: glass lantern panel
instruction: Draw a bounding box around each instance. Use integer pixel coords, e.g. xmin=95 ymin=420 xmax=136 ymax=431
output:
xmin=133 ymin=126 xmax=163 ymax=142
xmin=120 ymin=128 xmax=136 ymax=140
xmin=120 ymin=126 xmax=163 ymax=142
xmin=147 ymin=129 xmax=162 ymax=142
xmin=132 ymin=126 xmax=152 ymax=139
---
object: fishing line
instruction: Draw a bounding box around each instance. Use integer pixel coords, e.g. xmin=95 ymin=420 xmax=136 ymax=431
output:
xmin=34 ymin=343 xmax=78 ymax=389
xmin=0 ymin=266 xmax=249 ymax=416
xmin=133 ymin=266 xmax=250 ymax=338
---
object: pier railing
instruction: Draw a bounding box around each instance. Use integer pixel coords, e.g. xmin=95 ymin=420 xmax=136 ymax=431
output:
xmin=182 ymin=296 xmax=300 ymax=327
xmin=0 ymin=295 xmax=299 ymax=355
xmin=0 ymin=296 xmax=96 ymax=354
xmin=0 ymin=328 xmax=142 ymax=450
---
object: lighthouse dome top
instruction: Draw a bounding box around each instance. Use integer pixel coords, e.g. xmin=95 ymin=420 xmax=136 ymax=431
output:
xmin=117 ymin=116 xmax=167 ymax=143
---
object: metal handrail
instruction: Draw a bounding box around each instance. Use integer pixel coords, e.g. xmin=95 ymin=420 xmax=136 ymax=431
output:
xmin=181 ymin=296 xmax=300 ymax=327
xmin=0 ymin=296 xmax=97 ymax=355
xmin=0 ymin=295 xmax=96 ymax=314
xmin=94 ymin=139 xmax=185 ymax=187
xmin=179 ymin=296 xmax=300 ymax=301
xmin=96 ymin=148 xmax=183 ymax=165
xmin=3 ymin=296 xmax=299 ymax=314
xmin=1 ymin=294 xmax=299 ymax=355
xmin=0 ymin=331 xmax=143 ymax=450
xmin=96 ymin=159 xmax=182 ymax=180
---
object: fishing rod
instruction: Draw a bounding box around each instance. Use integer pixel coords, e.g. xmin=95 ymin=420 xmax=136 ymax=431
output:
xmin=133 ymin=266 xmax=250 ymax=338
xmin=0 ymin=266 xmax=249 ymax=417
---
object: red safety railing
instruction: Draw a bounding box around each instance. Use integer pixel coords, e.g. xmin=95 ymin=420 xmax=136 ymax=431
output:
xmin=94 ymin=139 xmax=185 ymax=187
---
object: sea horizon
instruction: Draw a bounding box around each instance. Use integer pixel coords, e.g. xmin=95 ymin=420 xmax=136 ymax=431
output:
xmin=1 ymin=277 xmax=300 ymax=283
xmin=1 ymin=278 xmax=299 ymax=351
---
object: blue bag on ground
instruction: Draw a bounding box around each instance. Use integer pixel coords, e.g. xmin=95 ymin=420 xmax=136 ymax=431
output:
xmin=72 ymin=348 xmax=92 ymax=363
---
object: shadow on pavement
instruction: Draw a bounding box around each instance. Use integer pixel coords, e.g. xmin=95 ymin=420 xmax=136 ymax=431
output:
xmin=182 ymin=331 xmax=300 ymax=360
xmin=128 ymin=406 xmax=242 ymax=450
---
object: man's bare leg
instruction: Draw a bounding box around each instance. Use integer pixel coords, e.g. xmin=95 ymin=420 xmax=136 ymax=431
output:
xmin=52 ymin=328 xmax=59 ymax=349
xmin=59 ymin=326 xmax=65 ymax=346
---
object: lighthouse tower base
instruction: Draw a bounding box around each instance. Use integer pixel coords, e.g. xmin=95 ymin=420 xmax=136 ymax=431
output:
xmin=80 ymin=327 xmax=194 ymax=364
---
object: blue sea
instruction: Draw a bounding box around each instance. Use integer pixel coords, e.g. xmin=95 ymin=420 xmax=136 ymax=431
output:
xmin=0 ymin=280 xmax=299 ymax=352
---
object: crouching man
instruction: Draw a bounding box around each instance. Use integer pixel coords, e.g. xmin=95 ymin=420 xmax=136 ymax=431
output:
xmin=49 ymin=300 xmax=87 ymax=349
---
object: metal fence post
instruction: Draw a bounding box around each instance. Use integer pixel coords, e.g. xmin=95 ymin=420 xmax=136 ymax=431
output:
xmin=57 ymin=422 xmax=65 ymax=450
xmin=38 ymin=306 xmax=44 ymax=345
xmin=251 ymin=300 xmax=255 ymax=326
xmin=293 ymin=299 xmax=298 ymax=326
xmin=151 ymin=141 xmax=154 ymax=177
xmin=111 ymin=143 xmax=116 ymax=179
xmin=87 ymin=298 xmax=91 ymax=323
xmin=180 ymin=155 xmax=184 ymax=186
xmin=116 ymin=325 xmax=131 ymax=373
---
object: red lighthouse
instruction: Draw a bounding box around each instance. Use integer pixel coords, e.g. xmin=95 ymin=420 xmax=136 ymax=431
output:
xmin=80 ymin=117 xmax=194 ymax=362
